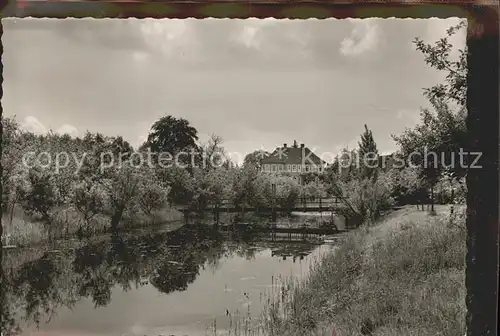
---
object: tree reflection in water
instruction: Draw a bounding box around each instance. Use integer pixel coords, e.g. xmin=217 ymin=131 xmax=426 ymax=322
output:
xmin=1 ymin=224 xmax=318 ymax=335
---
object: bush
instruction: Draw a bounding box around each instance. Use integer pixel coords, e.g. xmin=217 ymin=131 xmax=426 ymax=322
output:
xmin=17 ymin=167 xmax=63 ymax=239
xmin=330 ymin=171 xmax=395 ymax=226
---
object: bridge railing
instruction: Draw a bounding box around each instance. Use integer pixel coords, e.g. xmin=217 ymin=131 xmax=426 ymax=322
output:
xmin=182 ymin=197 xmax=343 ymax=211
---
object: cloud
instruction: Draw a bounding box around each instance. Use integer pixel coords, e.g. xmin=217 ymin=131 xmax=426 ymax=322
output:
xmin=21 ymin=116 xmax=47 ymax=134
xmin=56 ymin=124 xmax=79 ymax=137
xmin=20 ymin=116 xmax=78 ymax=137
xmin=340 ymin=20 xmax=380 ymax=56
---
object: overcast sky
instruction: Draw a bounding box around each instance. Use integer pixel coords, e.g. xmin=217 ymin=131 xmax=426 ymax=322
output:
xmin=2 ymin=18 xmax=465 ymax=163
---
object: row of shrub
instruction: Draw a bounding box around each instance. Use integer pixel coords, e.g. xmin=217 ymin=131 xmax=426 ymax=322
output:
xmin=1 ymin=117 xmax=330 ymax=245
xmin=2 ymin=114 xmax=466 ymax=244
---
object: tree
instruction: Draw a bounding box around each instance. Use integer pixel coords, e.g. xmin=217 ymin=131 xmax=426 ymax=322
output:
xmin=199 ymin=134 xmax=230 ymax=172
xmin=388 ymin=166 xmax=427 ymax=207
xmin=137 ymin=169 xmax=170 ymax=217
xmin=158 ymin=166 xmax=195 ymax=206
xmin=1 ymin=116 xmax=27 ymax=227
xmin=17 ymin=167 xmax=63 ymax=241
xmin=328 ymin=147 xmax=360 ymax=183
xmin=398 ymin=20 xmax=467 ymax=212
xmin=392 ymin=98 xmax=467 ymax=211
xmin=413 ymin=20 xmax=467 ymax=107
xmin=329 ymin=171 xmax=395 ymax=226
xmin=98 ymin=162 xmax=142 ymax=231
xmin=358 ymin=124 xmax=379 ymax=179
xmin=243 ymin=150 xmax=270 ymax=169
xmin=301 ymin=179 xmax=328 ymax=200
xmin=143 ymin=116 xmax=199 ymax=166
xmin=231 ymin=164 xmax=260 ymax=207
xmin=71 ymin=179 xmax=106 ymax=235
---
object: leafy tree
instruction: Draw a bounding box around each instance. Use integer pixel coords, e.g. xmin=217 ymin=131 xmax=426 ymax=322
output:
xmin=390 ymin=20 xmax=467 ymax=212
xmin=392 ymin=98 xmax=467 ymax=210
xmin=326 ymin=148 xmax=359 ymax=184
xmin=388 ymin=166 xmax=427 ymax=206
xmin=301 ymin=179 xmax=328 ymax=200
xmin=138 ymin=177 xmax=170 ymax=217
xmin=1 ymin=116 xmax=27 ymax=226
xmin=158 ymin=166 xmax=195 ymax=206
xmin=98 ymin=162 xmax=142 ymax=231
xmin=143 ymin=115 xmax=200 ymax=166
xmin=330 ymin=171 xmax=395 ymax=226
xmin=17 ymin=167 xmax=63 ymax=240
xmin=358 ymin=124 xmax=379 ymax=179
xmin=243 ymin=150 xmax=270 ymax=169
xmin=71 ymin=179 xmax=106 ymax=235
xmin=413 ymin=20 xmax=467 ymax=107
xmin=272 ymin=175 xmax=301 ymax=209
xmin=231 ymin=164 xmax=260 ymax=207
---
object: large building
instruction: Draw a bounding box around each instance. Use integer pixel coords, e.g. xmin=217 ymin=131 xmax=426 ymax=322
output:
xmin=260 ymin=140 xmax=328 ymax=183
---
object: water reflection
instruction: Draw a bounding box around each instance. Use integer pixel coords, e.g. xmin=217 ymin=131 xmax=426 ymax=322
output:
xmin=1 ymin=224 xmax=328 ymax=335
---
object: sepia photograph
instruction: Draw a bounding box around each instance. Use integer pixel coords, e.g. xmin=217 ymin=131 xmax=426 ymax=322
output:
xmin=0 ymin=14 xmax=486 ymax=336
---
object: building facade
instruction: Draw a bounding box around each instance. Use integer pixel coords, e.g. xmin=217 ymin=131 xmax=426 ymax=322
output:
xmin=260 ymin=140 xmax=328 ymax=184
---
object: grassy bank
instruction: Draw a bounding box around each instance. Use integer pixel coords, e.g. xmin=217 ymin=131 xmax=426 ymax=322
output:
xmin=253 ymin=205 xmax=466 ymax=336
xmin=1 ymin=205 xmax=185 ymax=247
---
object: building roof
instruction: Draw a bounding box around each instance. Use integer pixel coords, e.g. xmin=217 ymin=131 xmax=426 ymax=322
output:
xmin=260 ymin=141 xmax=327 ymax=165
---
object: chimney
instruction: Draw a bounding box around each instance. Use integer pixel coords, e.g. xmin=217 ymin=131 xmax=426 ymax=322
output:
xmin=293 ymin=140 xmax=298 ymax=148
xmin=283 ymin=143 xmax=287 ymax=148
xmin=300 ymin=143 xmax=304 ymax=149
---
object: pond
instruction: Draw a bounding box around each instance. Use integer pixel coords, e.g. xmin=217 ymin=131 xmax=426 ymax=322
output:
xmin=2 ymin=223 xmax=342 ymax=336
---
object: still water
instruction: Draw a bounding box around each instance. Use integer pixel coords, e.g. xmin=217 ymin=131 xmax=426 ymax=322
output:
xmin=2 ymin=224 xmax=338 ymax=336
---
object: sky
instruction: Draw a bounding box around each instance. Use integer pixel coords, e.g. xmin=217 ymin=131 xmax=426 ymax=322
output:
xmin=2 ymin=18 xmax=466 ymax=164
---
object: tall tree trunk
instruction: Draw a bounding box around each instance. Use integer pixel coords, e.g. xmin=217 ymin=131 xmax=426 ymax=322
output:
xmin=465 ymin=10 xmax=499 ymax=336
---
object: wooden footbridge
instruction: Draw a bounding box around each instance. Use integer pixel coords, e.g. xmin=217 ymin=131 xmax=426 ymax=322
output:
xmin=181 ymin=196 xmax=355 ymax=237
xmin=180 ymin=197 xmax=346 ymax=216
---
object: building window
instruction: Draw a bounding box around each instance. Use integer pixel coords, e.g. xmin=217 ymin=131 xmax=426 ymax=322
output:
xmin=298 ymin=165 xmax=301 ymax=172
xmin=291 ymin=164 xmax=296 ymax=172
xmin=305 ymin=165 xmax=310 ymax=172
